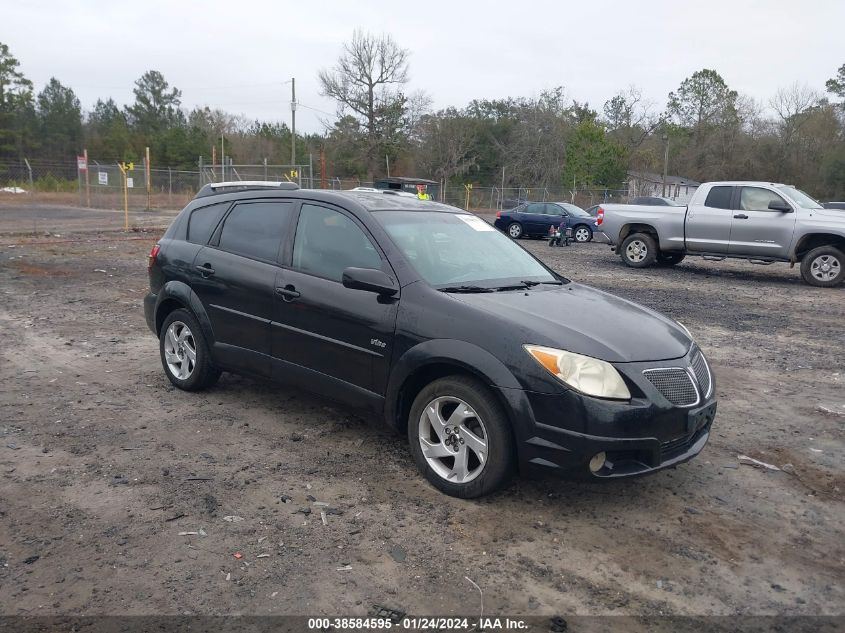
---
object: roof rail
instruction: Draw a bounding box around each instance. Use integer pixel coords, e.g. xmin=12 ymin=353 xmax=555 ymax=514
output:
xmin=194 ymin=181 xmax=300 ymax=198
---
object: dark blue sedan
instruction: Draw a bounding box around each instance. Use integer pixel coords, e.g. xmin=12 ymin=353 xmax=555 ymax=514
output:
xmin=494 ymin=201 xmax=597 ymax=242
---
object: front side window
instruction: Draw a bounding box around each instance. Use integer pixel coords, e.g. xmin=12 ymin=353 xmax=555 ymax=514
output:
xmin=704 ymin=186 xmax=733 ymax=210
xmin=217 ymin=201 xmax=292 ymax=261
xmin=740 ymin=187 xmax=789 ymax=211
xmin=546 ymin=204 xmax=566 ymax=216
xmin=376 ymin=211 xmax=558 ymax=288
xmin=292 ymin=204 xmax=381 ymax=282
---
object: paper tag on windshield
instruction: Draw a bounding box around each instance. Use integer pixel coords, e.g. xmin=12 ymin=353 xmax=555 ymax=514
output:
xmin=457 ymin=214 xmax=495 ymax=231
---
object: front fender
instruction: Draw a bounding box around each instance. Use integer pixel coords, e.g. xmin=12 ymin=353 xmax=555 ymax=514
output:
xmin=155 ymin=280 xmax=215 ymax=345
xmin=384 ymin=338 xmax=523 ymax=425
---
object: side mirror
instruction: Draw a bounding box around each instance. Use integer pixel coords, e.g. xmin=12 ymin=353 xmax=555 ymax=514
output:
xmin=342 ymin=267 xmax=398 ymax=296
xmin=768 ymin=200 xmax=793 ymax=213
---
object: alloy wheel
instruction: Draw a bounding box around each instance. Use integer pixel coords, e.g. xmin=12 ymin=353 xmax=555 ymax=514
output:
xmin=575 ymin=227 xmax=591 ymax=242
xmin=418 ymin=396 xmax=488 ymax=484
xmin=164 ymin=321 xmax=196 ymax=380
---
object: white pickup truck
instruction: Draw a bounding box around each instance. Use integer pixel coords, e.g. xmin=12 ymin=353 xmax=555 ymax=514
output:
xmin=595 ymin=181 xmax=845 ymax=287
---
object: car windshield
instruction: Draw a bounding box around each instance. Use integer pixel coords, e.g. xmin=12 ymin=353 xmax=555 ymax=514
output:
xmin=375 ymin=211 xmax=560 ymax=288
xmin=777 ymin=185 xmax=822 ymax=209
xmin=555 ymin=203 xmax=591 ymax=217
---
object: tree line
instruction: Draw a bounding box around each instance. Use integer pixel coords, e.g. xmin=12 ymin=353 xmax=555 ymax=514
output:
xmin=1 ymin=35 xmax=843 ymax=198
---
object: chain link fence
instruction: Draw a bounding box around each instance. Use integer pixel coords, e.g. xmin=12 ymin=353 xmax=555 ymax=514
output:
xmin=1 ymin=157 xmax=631 ymax=214
xmin=442 ymin=185 xmax=629 ymax=211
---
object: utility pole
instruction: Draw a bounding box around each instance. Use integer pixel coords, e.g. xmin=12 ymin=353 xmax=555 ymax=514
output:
xmin=662 ymin=133 xmax=669 ymax=197
xmin=221 ymin=134 xmax=225 ymax=181
xmin=290 ymin=77 xmax=296 ymax=168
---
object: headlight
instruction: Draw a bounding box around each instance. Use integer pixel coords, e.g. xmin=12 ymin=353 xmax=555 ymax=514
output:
xmin=524 ymin=345 xmax=631 ymax=400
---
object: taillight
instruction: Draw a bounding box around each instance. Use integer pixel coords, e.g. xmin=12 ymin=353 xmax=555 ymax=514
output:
xmin=596 ymin=207 xmax=604 ymax=226
xmin=496 ymin=210 xmax=501 ymax=219
xmin=148 ymin=244 xmax=161 ymax=272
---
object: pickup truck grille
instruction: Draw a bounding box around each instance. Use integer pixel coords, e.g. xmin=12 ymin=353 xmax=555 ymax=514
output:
xmin=642 ymin=368 xmax=698 ymax=406
xmin=690 ymin=350 xmax=712 ymax=398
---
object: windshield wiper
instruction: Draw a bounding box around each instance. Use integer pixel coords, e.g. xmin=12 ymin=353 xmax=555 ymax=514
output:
xmin=493 ymin=280 xmax=564 ymax=291
xmin=438 ymin=285 xmax=495 ymax=293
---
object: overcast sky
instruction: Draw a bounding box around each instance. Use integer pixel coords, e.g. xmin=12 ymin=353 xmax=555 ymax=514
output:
xmin=5 ymin=0 xmax=844 ymax=134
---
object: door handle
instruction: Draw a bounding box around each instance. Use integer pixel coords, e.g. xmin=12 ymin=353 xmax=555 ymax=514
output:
xmin=275 ymin=285 xmax=301 ymax=301
xmin=195 ymin=264 xmax=215 ymax=276
xmin=733 ymin=214 xmax=749 ymax=219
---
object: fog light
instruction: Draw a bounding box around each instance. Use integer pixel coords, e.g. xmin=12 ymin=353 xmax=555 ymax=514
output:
xmin=589 ymin=452 xmax=607 ymax=473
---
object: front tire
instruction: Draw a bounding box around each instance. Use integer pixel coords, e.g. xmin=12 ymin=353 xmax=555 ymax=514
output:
xmin=407 ymin=375 xmax=514 ymax=499
xmin=620 ymin=233 xmax=658 ymax=268
xmin=159 ymin=309 xmax=221 ymax=391
xmin=573 ymin=225 xmax=593 ymax=243
xmin=800 ymin=246 xmax=844 ymax=287
xmin=507 ymin=222 xmax=523 ymax=239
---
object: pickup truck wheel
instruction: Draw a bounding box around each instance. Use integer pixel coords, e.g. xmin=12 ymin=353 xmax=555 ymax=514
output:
xmin=657 ymin=252 xmax=686 ymax=266
xmin=621 ymin=233 xmax=657 ymax=268
xmin=507 ymin=222 xmax=523 ymax=239
xmin=800 ymin=246 xmax=844 ymax=287
xmin=408 ymin=375 xmax=514 ymax=499
xmin=573 ymin=225 xmax=593 ymax=242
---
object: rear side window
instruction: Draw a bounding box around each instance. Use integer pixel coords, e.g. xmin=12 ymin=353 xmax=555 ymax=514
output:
xmin=217 ymin=201 xmax=293 ymax=261
xmin=292 ymin=204 xmax=381 ymax=282
xmin=704 ymin=186 xmax=733 ymax=209
xmin=525 ymin=203 xmax=545 ymax=214
xmin=187 ymin=202 xmax=229 ymax=244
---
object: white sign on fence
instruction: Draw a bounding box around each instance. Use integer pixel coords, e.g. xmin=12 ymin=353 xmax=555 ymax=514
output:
xmin=77 ymin=155 xmax=87 ymax=171
xmin=98 ymin=172 xmax=108 ymax=185
xmin=127 ymin=177 xmax=134 ymax=189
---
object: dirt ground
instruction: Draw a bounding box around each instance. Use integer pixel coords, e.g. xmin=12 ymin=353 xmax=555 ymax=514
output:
xmin=0 ymin=203 xmax=843 ymax=623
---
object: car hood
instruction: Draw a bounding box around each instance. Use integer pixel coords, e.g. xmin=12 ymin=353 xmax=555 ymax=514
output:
xmin=451 ymin=282 xmax=691 ymax=363
xmin=811 ymin=208 xmax=845 ymax=222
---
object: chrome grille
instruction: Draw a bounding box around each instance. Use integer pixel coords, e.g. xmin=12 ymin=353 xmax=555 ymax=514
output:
xmin=643 ymin=367 xmax=698 ymax=406
xmin=691 ymin=350 xmax=712 ymax=397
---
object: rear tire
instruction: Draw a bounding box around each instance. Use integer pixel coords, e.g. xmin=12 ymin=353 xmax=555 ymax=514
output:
xmin=657 ymin=252 xmax=686 ymax=267
xmin=800 ymin=246 xmax=844 ymax=287
xmin=407 ymin=375 xmax=514 ymax=499
xmin=620 ymin=233 xmax=658 ymax=268
xmin=160 ymin=308 xmax=221 ymax=391
xmin=573 ymin=225 xmax=593 ymax=243
xmin=507 ymin=222 xmax=523 ymax=239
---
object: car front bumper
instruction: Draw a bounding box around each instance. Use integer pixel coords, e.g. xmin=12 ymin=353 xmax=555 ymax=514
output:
xmin=497 ymin=347 xmax=717 ymax=479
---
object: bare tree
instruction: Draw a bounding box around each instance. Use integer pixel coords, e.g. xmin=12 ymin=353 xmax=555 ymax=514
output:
xmin=318 ymin=30 xmax=411 ymax=176
xmin=770 ymin=83 xmax=821 ymax=178
xmin=414 ymin=108 xmax=476 ymax=184
xmin=602 ymin=86 xmax=661 ymax=150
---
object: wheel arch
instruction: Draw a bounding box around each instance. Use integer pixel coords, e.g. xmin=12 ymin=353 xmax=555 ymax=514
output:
xmin=384 ymin=340 xmax=523 ymax=440
xmin=793 ymin=233 xmax=845 ymax=262
xmin=616 ymin=223 xmax=660 ymax=254
xmin=154 ymin=280 xmax=215 ymax=345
